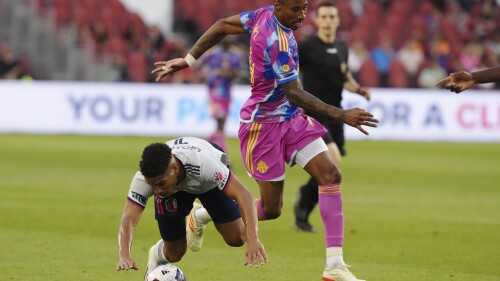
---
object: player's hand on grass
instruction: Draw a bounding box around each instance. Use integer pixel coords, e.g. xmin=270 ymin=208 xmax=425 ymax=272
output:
xmin=116 ymin=256 xmax=138 ymax=271
xmin=152 ymin=58 xmax=189 ymax=82
xmin=435 ymin=71 xmax=475 ymax=93
xmin=244 ymin=238 xmax=268 ymax=268
xmin=341 ymin=107 xmax=378 ymax=135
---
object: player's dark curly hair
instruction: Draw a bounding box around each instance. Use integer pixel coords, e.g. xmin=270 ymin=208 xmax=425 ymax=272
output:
xmin=139 ymin=142 xmax=172 ymax=178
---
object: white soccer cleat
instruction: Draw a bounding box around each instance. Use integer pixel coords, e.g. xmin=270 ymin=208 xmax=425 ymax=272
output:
xmin=322 ymin=264 xmax=366 ymax=281
xmin=144 ymin=246 xmax=158 ymax=281
xmin=186 ymin=202 xmax=207 ymax=252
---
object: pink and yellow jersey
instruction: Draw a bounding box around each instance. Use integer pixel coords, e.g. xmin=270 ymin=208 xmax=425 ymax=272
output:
xmin=239 ymin=5 xmax=301 ymax=123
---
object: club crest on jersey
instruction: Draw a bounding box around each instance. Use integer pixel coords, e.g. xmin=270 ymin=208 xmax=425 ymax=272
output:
xmin=281 ymin=64 xmax=290 ymax=72
xmin=256 ymin=160 xmax=269 ymax=174
xmin=165 ymin=198 xmax=178 ymax=213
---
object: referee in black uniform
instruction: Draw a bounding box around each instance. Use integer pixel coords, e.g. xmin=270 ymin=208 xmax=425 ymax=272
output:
xmin=294 ymin=0 xmax=371 ymax=232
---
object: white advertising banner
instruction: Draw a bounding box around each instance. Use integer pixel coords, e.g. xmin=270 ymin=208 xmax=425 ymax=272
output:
xmin=342 ymin=88 xmax=500 ymax=142
xmin=0 ymin=81 xmax=499 ymax=142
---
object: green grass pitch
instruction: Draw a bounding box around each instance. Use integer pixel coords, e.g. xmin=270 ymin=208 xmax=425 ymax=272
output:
xmin=0 ymin=134 xmax=499 ymax=281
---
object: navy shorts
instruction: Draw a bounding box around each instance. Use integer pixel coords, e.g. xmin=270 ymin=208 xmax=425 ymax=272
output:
xmin=155 ymin=185 xmax=241 ymax=241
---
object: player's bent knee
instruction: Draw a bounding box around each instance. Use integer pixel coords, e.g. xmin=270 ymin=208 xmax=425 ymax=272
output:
xmin=218 ymin=222 xmax=246 ymax=247
xmin=165 ymin=251 xmax=185 ymax=263
xmin=221 ymin=229 xmax=246 ymax=247
xmin=263 ymin=208 xmax=281 ymax=220
xmin=316 ymin=165 xmax=342 ymax=185
xmin=225 ymin=235 xmax=246 ymax=247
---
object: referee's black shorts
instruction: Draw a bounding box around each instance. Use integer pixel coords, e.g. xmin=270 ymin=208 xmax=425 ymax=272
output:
xmin=318 ymin=118 xmax=346 ymax=156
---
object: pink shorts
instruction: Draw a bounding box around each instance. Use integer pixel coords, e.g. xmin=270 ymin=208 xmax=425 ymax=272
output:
xmin=238 ymin=114 xmax=327 ymax=181
xmin=209 ymin=95 xmax=230 ymax=119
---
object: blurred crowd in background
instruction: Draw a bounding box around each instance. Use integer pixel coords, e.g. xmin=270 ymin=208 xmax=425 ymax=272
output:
xmin=1 ymin=0 xmax=499 ymax=90
xmin=0 ymin=41 xmax=25 ymax=79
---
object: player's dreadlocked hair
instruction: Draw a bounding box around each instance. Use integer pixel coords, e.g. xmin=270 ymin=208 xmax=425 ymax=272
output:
xmin=139 ymin=142 xmax=172 ymax=178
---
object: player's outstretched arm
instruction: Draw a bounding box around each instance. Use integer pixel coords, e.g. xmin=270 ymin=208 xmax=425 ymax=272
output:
xmin=343 ymin=71 xmax=371 ymax=101
xmin=436 ymin=65 xmax=500 ymax=93
xmin=152 ymin=15 xmax=246 ymax=82
xmin=282 ymin=79 xmax=379 ymax=135
xmin=116 ymin=201 xmax=144 ymax=271
xmin=224 ymin=174 xmax=268 ymax=268
xmin=435 ymin=71 xmax=475 ymax=93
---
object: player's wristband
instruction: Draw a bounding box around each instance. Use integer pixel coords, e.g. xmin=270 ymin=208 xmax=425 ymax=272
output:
xmin=184 ymin=53 xmax=196 ymax=67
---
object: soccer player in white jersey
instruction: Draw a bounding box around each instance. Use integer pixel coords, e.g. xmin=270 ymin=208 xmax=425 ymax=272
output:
xmin=116 ymin=137 xmax=267 ymax=280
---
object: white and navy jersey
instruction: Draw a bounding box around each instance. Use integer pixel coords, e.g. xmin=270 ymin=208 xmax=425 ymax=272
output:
xmin=127 ymin=137 xmax=232 ymax=209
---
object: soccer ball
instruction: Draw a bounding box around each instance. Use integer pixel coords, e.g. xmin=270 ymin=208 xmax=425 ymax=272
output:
xmin=146 ymin=264 xmax=186 ymax=281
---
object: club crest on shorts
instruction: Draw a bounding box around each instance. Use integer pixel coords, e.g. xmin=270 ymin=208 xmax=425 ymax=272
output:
xmin=165 ymin=198 xmax=178 ymax=213
xmin=256 ymin=160 xmax=269 ymax=174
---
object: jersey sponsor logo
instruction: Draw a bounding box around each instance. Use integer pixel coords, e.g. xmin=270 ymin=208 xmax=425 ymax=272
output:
xmin=213 ymin=171 xmax=223 ymax=182
xmin=131 ymin=191 xmax=147 ymax=205
xmin=165 ymin=198 xmax=178 ymax=213
xmin=256 ymin=160 xmax=269 ymax=174
xmin=326 ymin=48 xmax=338 ymax=54
xmin=217 ymin=173 xmax=230 ymax=190
xmin=282 ymin=64 xmax=290 ymax=72
xmin=172 ymin=145 xmax=201 ymax=152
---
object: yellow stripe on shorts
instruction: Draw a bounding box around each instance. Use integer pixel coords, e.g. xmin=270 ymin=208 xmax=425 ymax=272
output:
xmin=246 ymin=123 xmax=262 ymax=174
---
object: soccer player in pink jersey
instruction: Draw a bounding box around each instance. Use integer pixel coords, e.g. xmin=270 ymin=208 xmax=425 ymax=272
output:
xmin=201 ymin=40 xmax=244 ymax=152
xmin=152 ymin=1 xmax=378 ymax=280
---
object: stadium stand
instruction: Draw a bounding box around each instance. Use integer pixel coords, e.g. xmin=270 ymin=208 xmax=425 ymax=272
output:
xmin=0 ymin=0 xmax=498 ymax=89
xmin=388 ymin=59 xmax=410 ymax=88
xmin=171 ymin=0 xmax=499 ymax=89
xmin=358 ymin=58 xmax=380 ymax=87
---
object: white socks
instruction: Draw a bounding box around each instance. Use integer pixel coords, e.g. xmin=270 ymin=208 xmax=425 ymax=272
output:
xmin=194 ymin=206 xmax=212 ymax=224
xmin=326 ymin=247 xmax=344 ymax=269
xmin=152 ymin=239 xmax=169 ymax=264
